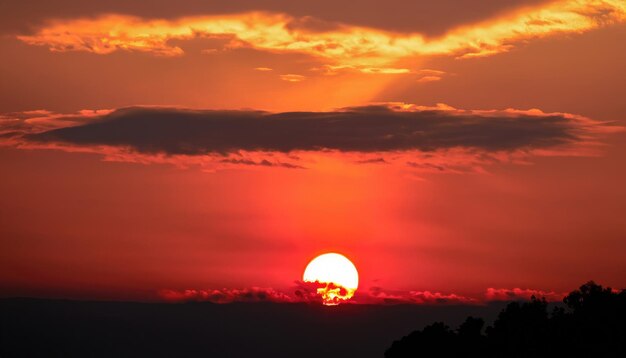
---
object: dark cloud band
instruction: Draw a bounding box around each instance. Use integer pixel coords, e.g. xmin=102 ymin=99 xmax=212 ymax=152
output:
xmin=25 ymin=105 xmax=590 ymax=155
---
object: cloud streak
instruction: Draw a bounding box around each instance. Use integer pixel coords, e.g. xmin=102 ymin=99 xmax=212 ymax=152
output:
xmin=21 ymin=104 xmax=613 ymax=155
xmin=16 ymin=0 xmax=626 ymax=65
xmin=1 ymin=103 xmax=618 ymax=172
xmin=159 ymin=287 xmax=295 ymax=303
xmin=485 ymin=287 xmax=568 ymax=302
xmin=158 ymin=284 xmax=568 ymax=304
xmin=360 ymin=286 xmax=477 ymax=305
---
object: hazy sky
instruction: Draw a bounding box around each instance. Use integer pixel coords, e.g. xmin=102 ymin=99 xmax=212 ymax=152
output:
xmin=1 ymin=0 xmax=625 ymax=303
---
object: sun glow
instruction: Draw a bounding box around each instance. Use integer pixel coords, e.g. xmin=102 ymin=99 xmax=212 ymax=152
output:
xmin=303 ymin=253 xmax=359 ymax=305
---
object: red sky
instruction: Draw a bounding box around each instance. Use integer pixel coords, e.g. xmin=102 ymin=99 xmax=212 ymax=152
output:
xmin=1 ymin=0 xmax=625 ymax=303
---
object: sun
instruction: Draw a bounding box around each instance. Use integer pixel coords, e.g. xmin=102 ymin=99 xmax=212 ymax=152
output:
xmin=303 ymin=253 xmax=359 ymax=305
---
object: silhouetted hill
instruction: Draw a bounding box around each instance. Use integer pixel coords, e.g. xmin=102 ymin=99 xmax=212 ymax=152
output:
xmin=0 ymin=298 xmax=507 ymax=358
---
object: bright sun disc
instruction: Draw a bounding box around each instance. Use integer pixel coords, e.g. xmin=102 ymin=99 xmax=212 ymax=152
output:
xmin=303 ymin=253 xmax=359 ymax=305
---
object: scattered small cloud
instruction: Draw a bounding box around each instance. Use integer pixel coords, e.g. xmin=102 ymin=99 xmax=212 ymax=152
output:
xmin=417 ymin=75 xmax=442 ymax=83
xmin=159 ymin=287 xmax=295 ymax=303
xmin=254 ymin=67 xmax=273 ymax=71
xmin=418 ymin=69 xmax=446 ymax=76
xmin=416 ymin=69 xmax=446 ymax=83
xmin=220 ymin=158 xmax=305 ymax=169
xmin=485 ymin=287 xmax=568 ymax=302
xmin=360 ymin=67 xmax=412 ymax=74
xmin=361 ymin=286 xmax=477 ymax=305
xmin=356 ymin=157 xmax=388 ymax=165
xmin=311 ymin=65 xmax=412 ymax=75
xmin=280 ymin=74 xmax=306 ymax=82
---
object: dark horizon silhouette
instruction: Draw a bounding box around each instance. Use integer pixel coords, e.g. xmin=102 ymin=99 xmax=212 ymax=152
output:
xmin=0 ymin=297 xmax=507 ymax=358
xmin=1 ymin=281 xmax=624 ymax=357
xmin=386 ymin=281 xmax=626 ymax=358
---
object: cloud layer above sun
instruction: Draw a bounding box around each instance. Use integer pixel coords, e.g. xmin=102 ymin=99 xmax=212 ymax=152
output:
xmin=16 ymin=0 xmax=626 ymax=68
xmin=1 ymin=103 xmax=619 ymax=172
xmin=21 ymin=105 xmax=604 ymax=153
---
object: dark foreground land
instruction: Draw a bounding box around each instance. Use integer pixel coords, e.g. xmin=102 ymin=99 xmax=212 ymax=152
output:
xmin=2 ymin=282 xmax=624 ymax=357
xmin=0 ymin=298 xmax=506 ymax=358
xmin=386 ymin=282 xmax=626 ymax=358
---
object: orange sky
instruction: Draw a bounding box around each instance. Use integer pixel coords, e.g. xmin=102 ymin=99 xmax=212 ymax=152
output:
xmin=1 ymin=0 xmax=625 ymax=302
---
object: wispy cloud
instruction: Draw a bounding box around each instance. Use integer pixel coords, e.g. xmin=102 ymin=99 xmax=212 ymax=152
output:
xmin=0 ymin=109 xmax=112 ymax=137
xmin=159 ymin=287 xmax=296 ymax=303
xmin=310 ymin=65 xmax=413 ymax=75
xmin=279 ymin=74 xmax=306 ymax=82
xmin=359 ymin=286 xmax=477 ymax=304
xmin=360 ymin=67 xmax=412 ymax=74
xmin=417 ymin=75 xmax=442 ymax=83
xmin=485 ymin=287 xmax=568 ymax=302
xmin=17 ymin=1 xmax=626 ymax=65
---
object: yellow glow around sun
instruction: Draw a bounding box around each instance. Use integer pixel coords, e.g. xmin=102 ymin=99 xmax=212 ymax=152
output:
xmin=303 ymin=253 xmax=359 ymax=305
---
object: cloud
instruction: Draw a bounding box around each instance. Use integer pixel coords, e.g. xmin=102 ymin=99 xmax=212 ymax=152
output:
xmin=16 ymin=1 xmax=626 ymax=65
xmin=0 ymin=109 xmax=112 ymax=138
xmin=21 ymin=104 xmax=614 ymax=154
xmin=355 ymin=157 xmax=388 ymax=164
xmin=159 ymin=284 xmax=478 ymax=305
xmin=485 ymin=288 xmax=567 ymax=302
xmin=279 ymin=74 xmax=306 ymax=82
xmin=360 ymin=67 xmax=412 ymax=74
xmin=159 ymin=287 xmax=295 ymax=303
xmin=0 ymin=0 xmax=554 ymax=37
xmin=418 ymin=69 xmax=446 ymax=76
xmin=293 ymin=280 xmax=351 ymax=305
xmin=220 ymin=158 xmax=305 ymax=169
xmin=417 ymin=75 xmax=442 ymax=83
xmin=2 ymin=103 xmax=619 ymax=172
xmin=158 ymin=284 xmax=583 ymax=305
xmin=310 ymin=65 xmax=413 ymax=75
xmin=158 ymin=282 xmax=339 ymax=304
xmin=360 ymin=286 xmax=477 ymax=305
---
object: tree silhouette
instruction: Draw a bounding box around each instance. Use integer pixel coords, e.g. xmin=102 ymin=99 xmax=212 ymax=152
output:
xmin=385 ymin=281 xmax=626 ymax=358
xmin=385 ymin=322 xmax=457 ymax=357
xmin=457 ymin=316 xmax=486 ymax=357
xmin=486 ymin=296 xmax=550 ymax=356
xmin=561 ymin=281 xmax=626 ymax=356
